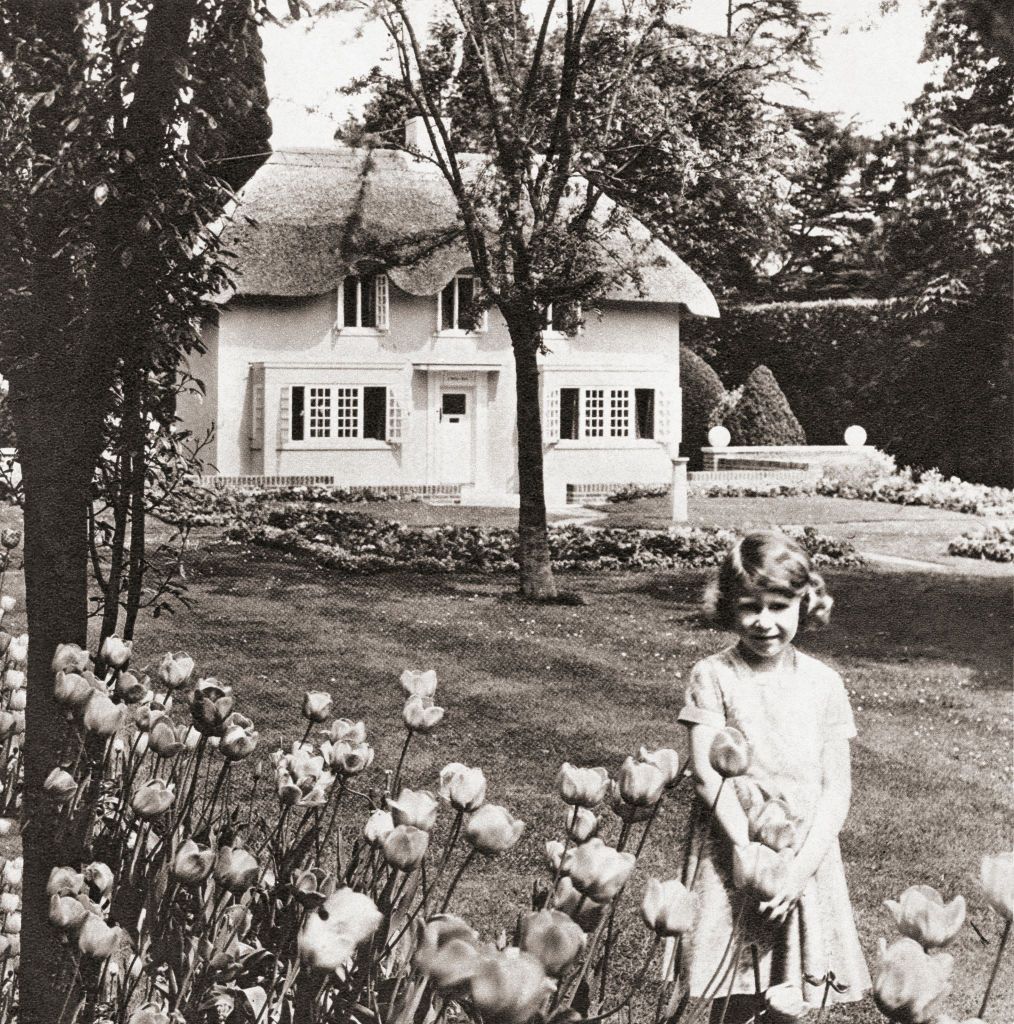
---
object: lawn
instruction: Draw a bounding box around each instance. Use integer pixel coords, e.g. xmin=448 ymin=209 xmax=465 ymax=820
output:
xmin=122 ymin=533 xmax=1012 ymax=1022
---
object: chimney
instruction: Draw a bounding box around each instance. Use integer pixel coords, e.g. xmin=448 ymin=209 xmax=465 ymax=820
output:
xmin=404 ymin=114 xmax=452 ymax=161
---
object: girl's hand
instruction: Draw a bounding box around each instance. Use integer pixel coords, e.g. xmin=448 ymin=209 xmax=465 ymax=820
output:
xmin=759 ymin=863 xmax=807 ymax=923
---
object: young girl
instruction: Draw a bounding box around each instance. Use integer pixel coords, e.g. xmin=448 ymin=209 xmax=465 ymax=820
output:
xmin=677 ymin=531 xmax=870 ymax=1017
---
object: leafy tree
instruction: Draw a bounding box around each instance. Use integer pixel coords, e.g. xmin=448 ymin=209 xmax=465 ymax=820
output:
xmin=0 ymin=2 xmax=269 ymax=1016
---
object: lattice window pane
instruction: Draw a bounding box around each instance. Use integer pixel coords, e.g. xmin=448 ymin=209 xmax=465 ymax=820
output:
xmin=334 ymin=387 xmax=359 ymax=437
xmin=308 ymin=387 xmax=332 ymax=438
xmin=583 ymin=388 xmax=605 ymax=438
xmin=610 ymin=388 xmax=630 ymax=437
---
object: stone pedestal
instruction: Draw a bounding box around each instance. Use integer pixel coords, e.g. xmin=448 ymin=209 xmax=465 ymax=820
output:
xmin=671 ymin=457 xmax=689 ymax=522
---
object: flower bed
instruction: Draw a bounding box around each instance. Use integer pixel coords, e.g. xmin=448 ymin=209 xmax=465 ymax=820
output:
xmin=226 ymin=508 xmax=862 ymax=573
xmin=948 ymin=525 xmax=1014 ymax=563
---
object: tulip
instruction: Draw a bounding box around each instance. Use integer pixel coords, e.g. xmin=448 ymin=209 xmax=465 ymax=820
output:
xmin=131 ymin=779 xmax=174 ymax=820
xmin=732 ymin=843 xmax=795 ymax=901
xmin=191 ymin=681 xmax=235 ymax=737
xmin=552 ymin=875 xmax=607 ymax=930
xmin=220 ymin=712 xmax=259 ymax=761
xmin=214 ymin=846 xmax=259 ymax=894
xmin=639 ymin=745 xmax=682 ymax=786
xmin=0 ymin=712 xmax=17 ymax=741
xmin=469 ymin=949 xmax=553 ymax=1024
xmin=44 ymin=767 xmax=78 ymax=805
xmin=1 ymin=669 xmax=24 ymax=692
xmin=748 ymin=798 xmax=799 ymax=853
xmin=873 ymin=936 xmax=953 ymax=1024
xmin=641 ymin=878 xmax=697 ymax=937
xmin=0 ymin=596 xmax=13 ymax=614
xmin=84 ymin=861 xmax=114 ymax=898
xmin=0 ymin=893 xmax=18 ymax=914
xmin=387 ymin=788 xmax=439 ymax=831
xmin=52 ymin=643 xmax=90 ymax=674
xmin=54 ymin=671 xmax=94 ymax=708
xmin=320 ymin=738 xmax=374 ymax=776
xmin=439 ymin=762 xmax=487 ymax=812
xmin=709 ymin=726 xmax=750 ymax=777
xmin=322 ymin=718 xmax=367 ymax=745
xmin=400 ymin=668 xmax=437 ymax=698
xmin=617 ymin=756 xmax=665 ymax=807
xmin=100 ymin=635 xmax=132 ymax=669
xmin=0 ymin=858 xmax=21 ymax=892
xmin=363 ymin=809 xmax=395 ymax=847
xmin=0 ymin=819 xmax=15 ymax=837
xmin=403 ymin=694 xmax=445 ymax=733
xmin=78 ymin=914 xmax=125 ymax=958
xmin=173 ymin=839 xmax=216 ymax=886
xmin=0 ymin=530 xmax=19 ymax=550
xmin=565 ymin=806 xmax=598 ymax=842
xmin=557 ymin=763 xmax=609 ymax=808
xmin=765 ymin=984 xmax=811 ymax=1023
xmin=127 ymin=1006 xmax=172 ymax=1024
xmin=297 ymin=888 xmax=383 ymax=973
xmin=47 ymin=865 xmax=84 ymax=897
xmin=564 ymin=838 xmax=636 ymax=903
xmin=980 ymin=851 xmax=1014 ymax=921
xmin=607 ymin=779 xmax=653 ymax=824
xmin=545 ymin=840 xmax=567 ymax=872
xmin=382 ymin=824 xmax=430 ymax=871
xmin=302 ymin=691 xmax=333 ymax=722
xmin=884 ymin=885 xmax=966 ymax=949
xmin=49 ymin=893 xmax=89 ymax=931
xmin=6 ymin=689 xmax=23 ymax=712
xmin=6 ymin=634 xmax=27 ymax=667
xmin=114 ymin=671 xmax=150 ymax=704
xmin=83 ymin=692 xmax=125 ymax=736
xmin=291 ymin=867 xmax=338 ymax=910
xmin=413 ymin=915 xmax=481 ymax=989
xmin=520 ymin=909 xmax=586 ymax=976
xmin=157 ymin=652 xmax=195 ymax=689
xmin=148 ymin=716 xmax=184 ymax=757
xmin=4 ymin=912 xmax=20 ymax=935
xmin=465 ymin=804 xmax=525 ymax=856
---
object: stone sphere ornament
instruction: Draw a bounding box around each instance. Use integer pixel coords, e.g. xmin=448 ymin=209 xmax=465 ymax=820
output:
xmin=707 ymin=426 xmax=731 ymax=449
xmin=844 ymin=425 xmax=867 ymax=447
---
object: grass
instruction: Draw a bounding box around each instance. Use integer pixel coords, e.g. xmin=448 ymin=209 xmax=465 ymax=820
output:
xmin=125 ymin=534 xmax=1012 ymax=1022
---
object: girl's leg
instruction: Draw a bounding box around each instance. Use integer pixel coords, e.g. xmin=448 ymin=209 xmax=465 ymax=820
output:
xmin=709 ymin=995 xmax=760 ymax=1024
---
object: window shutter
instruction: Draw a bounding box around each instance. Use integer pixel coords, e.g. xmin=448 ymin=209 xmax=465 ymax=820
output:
xmin=656 ymin=389 xmax=672 ymax=446
xmin=250 ymin=368 xmax=264 ymax=450
xmin=543 ymin=387 xmax=560 ymax=444
xmin=375 ymin=274 xmax=389 ymax=329
xmin=386 ymin=388 xmax=404 ymax=443
xmin=279 ymin=386 xmax=291 ymax=445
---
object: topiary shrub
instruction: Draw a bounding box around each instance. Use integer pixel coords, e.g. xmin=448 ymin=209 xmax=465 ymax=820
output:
xmin=679 ymin=347 xmax=726 ymax=468
xmin=724 ymin=365 xmax=807 ymax=446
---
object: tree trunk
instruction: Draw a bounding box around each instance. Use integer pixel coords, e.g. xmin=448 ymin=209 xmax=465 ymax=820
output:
xmin=11 ymin=387 xmax=100 ymax=1024
xmin=511 ymin=334 xmax=558 ymax=600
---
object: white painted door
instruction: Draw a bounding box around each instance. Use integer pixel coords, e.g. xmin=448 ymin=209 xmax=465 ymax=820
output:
xmin=436 ymin=389 xmax=474 ymax=484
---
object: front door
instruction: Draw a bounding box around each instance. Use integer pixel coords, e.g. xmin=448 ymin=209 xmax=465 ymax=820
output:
xmin=436 ymin=389 xmax=474 ymax=484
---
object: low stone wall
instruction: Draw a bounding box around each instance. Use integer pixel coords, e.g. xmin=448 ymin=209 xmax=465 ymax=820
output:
xmin=701 ymin=445 xmax=880 ymax=475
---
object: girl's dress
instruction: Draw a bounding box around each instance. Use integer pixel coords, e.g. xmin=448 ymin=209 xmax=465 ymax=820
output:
xmin=675 ymin=643 xmax=871 ymax=1004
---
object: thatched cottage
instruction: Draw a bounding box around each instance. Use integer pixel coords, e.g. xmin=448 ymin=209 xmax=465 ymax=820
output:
xmin=184 ymin=126 xmax=718 ymax=506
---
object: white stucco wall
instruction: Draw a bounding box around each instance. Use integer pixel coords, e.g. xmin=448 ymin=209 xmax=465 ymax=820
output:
xmin=201 ymin=283 xmax=684 ymax=503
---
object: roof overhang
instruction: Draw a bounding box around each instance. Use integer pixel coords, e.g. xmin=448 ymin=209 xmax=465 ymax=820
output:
xmin=412 ymin=362 xmax=502 ymax=373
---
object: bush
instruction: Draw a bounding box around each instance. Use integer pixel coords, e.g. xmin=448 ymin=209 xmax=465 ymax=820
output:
xmin=679 ymin=347 xmax=726 ymax=468
xmin=723 ymin=365 xmax=807 ymax=446
xmin=605 ymin=483 xmax=671 ymax=503
xmin=948 ymin=525 xmax=1014 ymax=562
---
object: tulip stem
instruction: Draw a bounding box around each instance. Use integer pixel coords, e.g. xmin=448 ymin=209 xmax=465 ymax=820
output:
xmin=391 ymin=731 xmax=414 ymax=796
xmin=438 ymin=847 xmax=477 ymax=914
xmin=583 ymin=935 xmax=662 ymax=1023
xmin=979 ymin=917 xmax=1012 ymax=1020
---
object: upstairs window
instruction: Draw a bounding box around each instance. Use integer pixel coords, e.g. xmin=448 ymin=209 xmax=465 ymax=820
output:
xmin=338 ymin=273 xmax=388 ymax=330
xmin=438 ymin=274 xmax=486 ymax=332
xmin=559 ymin=387 xmax=655 ymax=440
xmin=544 ymin=302 xmax=582 ymax=334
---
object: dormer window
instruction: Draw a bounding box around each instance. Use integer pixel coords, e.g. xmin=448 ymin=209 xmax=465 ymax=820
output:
xmin=438 ymin=273 xmax=487 ymax=332
xmin=338 ymin=273 xmax=389 ymax=330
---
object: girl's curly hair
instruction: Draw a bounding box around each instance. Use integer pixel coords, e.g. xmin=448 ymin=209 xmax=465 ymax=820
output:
xmin=705 ymin=531 xmax=834 ymax=631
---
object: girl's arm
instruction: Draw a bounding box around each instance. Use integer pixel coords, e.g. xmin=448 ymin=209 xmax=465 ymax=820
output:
xmin=761 ymin=737 xmax=852 ymax=922
xmin=688 ymin=723 xmax=751 ymax=850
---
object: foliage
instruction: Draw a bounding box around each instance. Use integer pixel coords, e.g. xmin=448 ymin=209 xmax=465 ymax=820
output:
xmin=722 ymin=365 xmax=806 ymax=446
xmin=948 ymin=524 xmax=1014 ymax=562
xmin=604 ymin=483 xmax=671 ymax=504
xmin=678 ymin=348 xmax=726 ymax=469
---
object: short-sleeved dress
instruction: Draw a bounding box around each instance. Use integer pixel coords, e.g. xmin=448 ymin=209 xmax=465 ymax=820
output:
xmin=672 ymin=643 xmax=871 ymax=1004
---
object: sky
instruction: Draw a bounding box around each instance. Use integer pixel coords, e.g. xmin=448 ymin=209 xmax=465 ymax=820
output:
xmin=260 ymin=0 xmax=932 ymax=148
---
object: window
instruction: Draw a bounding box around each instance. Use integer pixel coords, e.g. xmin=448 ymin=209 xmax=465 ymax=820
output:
xmin=544 ymin=302 xmax=582 ymax=334
xmin=289 ymin=385 xmax=388 ymax=441
xmin=438 ymin=274 xmax=485 ymax=332
xmin=338 ymin=274 xmax=388 ymax=329
xmin=558 ymin=386 xmax=654 ymax=440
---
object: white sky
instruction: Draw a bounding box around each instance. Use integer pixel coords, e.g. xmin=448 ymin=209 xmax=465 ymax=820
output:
xmin=261 ymin=0 xmax=931 ymax=148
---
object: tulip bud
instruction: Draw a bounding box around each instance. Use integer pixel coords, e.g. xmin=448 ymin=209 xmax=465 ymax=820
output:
xmin=0 ymin=530 xmax=19 ymax=550
xmin=291 ymin=866 xmax=337 ymax=910
xmin=884 ymin=885 xmax=966 ymax=949
xmin=127 ymin=1006 xmax=172 ymax=1024
xmin=1 ymin=670 xmax=23 ymax=692
xmin=413 ymin=915 xmax=481 ymax=990
xmin=980 ymin=851 xmax=1014 ymax=921
xmin=617 ymin=756 xmax=666 ymax=807
xmin=469 ymin=949 xmax=553 ymax=1024
xmin=322 ymin=718 xmax=366 ymax=745
xmin=0 ymin=597 xmax=13 ymax=614
xmin=556 ymin=763 xmax=609 ymax=808
xmin=6 ymin=634 xmax=27 ymax=668
xmin=765 ymin=984 xmax=811 ymax=1024
xmin=464 ymin=804 xmax=525 ymax=856
xmin=732 ymin=843 xmax=794 ymax=901
xmin=157 ymin=652 xmax=195 ymax=690
xmin=115 ymin=671 xmax=149 ymax=704
xmin=400 ymin=668 xmax=437 ymax=698
xmin=520 ymin=909 xmax=586 ymax=976
xmin=297 ymin=888 xmax=383 ymax=973
xmin=363 ymin=810 xmax=395 ymax=847
xmin=321 ymin=738 xmax=374 ymax=776
xmin=873 ymin=936 xmax=953 ymax=1024
xmin=44 ymin=767 xmax=78 ymax=805
xmin=84 ymin=862 xmax=115 ymax=898
xmin=638 ymin=746 xmax=683 ymax=786
xmin=52 ymin=643 xmax=90 ymax=675
xmin=0 ymin=712 xmax=17 ymax=741
xmin=49 ymin=893 xmax=89 ymax=930
xmin=607 ymin=779 xmax=653 ymax=824
xmin=6 ymin=689 xmax=24 ymax=712
xmin=382 ymin=824 xmax=430 ymax=871
xmin=131 ymin=779 xmax=175 ymax=820
xmin=402 ymin=694 xmax=445 ymax=734
xmin=387 ymin=788 xmax=439 ymax=831
xmin=78 ymin=914 xmax=125 ymax=958
xmin=46 ymin=866 xmax=84 ymax=897
xmin=565 ymin=806 xmax=598 ymax=842
xmin=748 ymin=798 xmax=799 ymax=853
xmin=552 ymin=875 xmax=606 ymax=930
xmin=82 ymin=692 xmax=126 ymax=736
xmin=641 ymin=878 xmax=696 ymax=937
xmin=100 ymin=635 xmax=132 ymax=669
xmin=709 ymin=727 xmax=750 ymax=778
xmin=3 ymin=912 xmax=20 ymax=935
xmin=54 ymin=671 xmax=93 ymax=708
xmin=0 ymin=893 xmax=18 ymax=914
xmin=219 ymin=712 xmax=258 ymax=761
xmin=172 ymin=839 xmax=215 ymax=886
xmin=563 ymin=838 xmax=636 ymax=903
xmin=214 ymin=846 xmax=259 ymax=894
xmin=302 ymin=691 xmax=333 ymax=722
xmin=1 ymin=858 xmax=22 ymax=891
xmin=148 ymin=716 xmax=184 ymax=757
xmin=439 ymin=762 xmax=487 ymax=812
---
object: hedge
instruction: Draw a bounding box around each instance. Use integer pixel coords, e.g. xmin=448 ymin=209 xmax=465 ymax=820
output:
xmin=723 ymin=365 xmax=807 ymax=446
xmin=679 ymin=347 xmax=726 ymax=470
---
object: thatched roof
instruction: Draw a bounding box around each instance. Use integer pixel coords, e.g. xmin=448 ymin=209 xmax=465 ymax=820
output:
xmin=220 ymin=147 xmax=719 ymax=318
